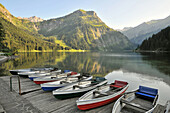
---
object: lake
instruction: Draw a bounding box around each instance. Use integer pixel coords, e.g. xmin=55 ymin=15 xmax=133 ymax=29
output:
xmin=0 ymin=51 xmax=170 ymax=105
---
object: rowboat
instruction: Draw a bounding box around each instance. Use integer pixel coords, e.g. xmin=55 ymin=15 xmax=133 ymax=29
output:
xmin=112 ymin=85 xmax=158 ymax=113
xmin=9 ymin=67 xmax=55 ymax=75
xmin=33 ymin=71 xmax=78 ymax=84
xmin=52 ymin=77 xmax=107 ymax=99
xmin=76 ymin=80 xmax=129 ymax=110
xmin=18 ymin=68 xmax=60 ymax=77
xmin=28 ymin=70 xmax=62 ymax=80
xmin=41 ymin=74 xmax=93 ymax=91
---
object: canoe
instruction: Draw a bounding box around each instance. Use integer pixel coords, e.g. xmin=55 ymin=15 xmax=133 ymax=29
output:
xmin=41 ymin=74 xmax=93 ymax=91
xmin=112 ymin=85 xmax=158 ymax=113
xmin=33 ymin=71 xmax=78 ymax=84
xmin=76 ymin=80 xmax=129 ymax=110
xmin=28 ymin=70 xmax=62 ymax=80
xmin=52 ymin=77 xmax=107 ymax=99
xmin=9 ymin=67 xmax=55 ymax=75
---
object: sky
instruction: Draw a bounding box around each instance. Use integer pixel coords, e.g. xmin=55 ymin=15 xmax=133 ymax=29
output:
xmin=1 ymin=0 xmax=170 ymax=29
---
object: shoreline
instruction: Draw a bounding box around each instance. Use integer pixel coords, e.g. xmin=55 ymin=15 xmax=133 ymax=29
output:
xmin=17 ymin=49 xmax=89 ymax=53
xmin=134 ymin=50 xmax=170 ymax=53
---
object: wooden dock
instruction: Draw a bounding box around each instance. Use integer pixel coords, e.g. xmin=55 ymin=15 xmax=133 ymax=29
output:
xmin=0 ymin=75 xmax=169 ymax=113
xmin=0 ymin=76 xmax=114 ymax=113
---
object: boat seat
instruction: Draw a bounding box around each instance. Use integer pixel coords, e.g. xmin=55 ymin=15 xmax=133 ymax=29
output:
xmin=70 ymin=72 xmax=77 ymax=75
xmin=73 ymin=85 xmax=84 ymax=89
xmin=135 ymin=92 xmax=156 ymax=98
xmin=93 ymin=90 xmax=108 ymax=96
xmin=135 ymin=86 xmax=158 ymax=99
xmin=110 ymin=80 xmax=128 ymax=88
xmin=64 ymin=70 xmax=70 ymax=73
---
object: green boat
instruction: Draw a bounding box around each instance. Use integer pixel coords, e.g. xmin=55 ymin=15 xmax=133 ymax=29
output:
xmin=52 ymin=77 xmax=107 ymax=99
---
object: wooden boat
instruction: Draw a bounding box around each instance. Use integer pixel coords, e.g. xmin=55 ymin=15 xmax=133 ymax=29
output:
xmin=9 ymin=67 xmax=55 ymax=75
xmin=41 ymin=74 xmax=93 ymax=91
xmin=52 ymin=77 xmax=107 ymax=99
xmin=33 ymin=72 xmax=78 ymax=84
xmin=18 ymin=68 xmax=60 ymax=77
xmin=28 ymin=70 xmax=62 ymax=80
xmin=112 ymin=85 xmax=158 ymax=113
xmin=76 ymin=80 xmax=129 ymax=110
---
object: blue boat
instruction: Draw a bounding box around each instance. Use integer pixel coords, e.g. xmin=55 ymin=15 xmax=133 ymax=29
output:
xmin=112 ymin=85 xmax=158 ymax=113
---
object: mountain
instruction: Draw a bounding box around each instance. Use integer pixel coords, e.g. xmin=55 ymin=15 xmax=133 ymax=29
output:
xmin=0 ymin=3 xmax=65 ymax=52
xmin=122 ymin=15 xmax=170 ymax=45
xmin=137 ymin=26 xmax=170 ymax=51
xmin=117 ymin=27 xmax=133 ymax=32
xmin=17 ymin=16 xmax=43 ymax=22
xmin=36 ymin=9 xmax=134 ymax=50
xmin=0 ymin=3 xmax=133 ymax=51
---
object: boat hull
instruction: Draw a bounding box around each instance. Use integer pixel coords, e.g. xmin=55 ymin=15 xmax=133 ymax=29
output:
xmin=54 ymin=91 xmax=87 ymax=99
xmin=34 ymin=80 xmax=58 ymax=84
xmin=10 ymin=71 xmax=18 ymax=75
xmin=41 ymin=86 xmax=64 ymax=91
xmin=29 ymin=77 xmax=37 ymax=81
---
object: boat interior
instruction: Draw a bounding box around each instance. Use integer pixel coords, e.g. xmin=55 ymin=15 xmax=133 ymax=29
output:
xmin=92 ymin=80 xmax=128 ymax=99
xmin=72 ymin=78 xmax=106 ymax=90
xmin=120 ymin=86 xmax=158 ymax=113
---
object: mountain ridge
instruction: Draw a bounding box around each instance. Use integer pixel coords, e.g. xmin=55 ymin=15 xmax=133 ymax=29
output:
xmin=122 ymin=15 xmax=170 ymax=45
xmin=36 ymin=9 xmax=134 ymax=50
xmin=17 ymin=16 xmax=44 ymax=22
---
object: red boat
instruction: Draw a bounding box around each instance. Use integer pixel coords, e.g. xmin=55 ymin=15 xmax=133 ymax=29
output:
xmin=76 ymin=80 xmax=129 ymax=110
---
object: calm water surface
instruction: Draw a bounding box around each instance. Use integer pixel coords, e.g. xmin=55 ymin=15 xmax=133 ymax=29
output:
xmin=0 ymin=51 xmax=170 ymax=105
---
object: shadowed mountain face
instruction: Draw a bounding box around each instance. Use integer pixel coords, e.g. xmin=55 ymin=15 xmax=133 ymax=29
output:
xmin=36 ymin=9 xmax=134 ymax=50
xmin=122 ymin=15 xmax=170 ymax=45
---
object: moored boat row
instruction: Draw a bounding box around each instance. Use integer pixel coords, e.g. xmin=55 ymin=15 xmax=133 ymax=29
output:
xmin=9 ymin=67 xmax=162 ymax=112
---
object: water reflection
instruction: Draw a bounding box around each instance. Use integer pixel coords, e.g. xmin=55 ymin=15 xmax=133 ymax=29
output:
xmin=106 ymin=70 xmax=170 ymax=105
xmin=0 ymin=52 xmax=170 ymax=104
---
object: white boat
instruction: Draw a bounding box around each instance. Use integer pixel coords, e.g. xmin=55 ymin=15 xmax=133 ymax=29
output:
xmin=76 ymin=80 xmax=129 ymax=110
xmin=33 ymin=71 xmax=79 ymax=84
xmin=9 ymin=67 xmax=55 ymax=75
xmin=112 ymin=85 xmax=158 ymax=113
xmin=52 ymin=77 xmax=107 ymax=99
xmin=28 ymin=70 xmax=61 ymax=80
xmin=40 ymin=74 xmax=93 ymax=91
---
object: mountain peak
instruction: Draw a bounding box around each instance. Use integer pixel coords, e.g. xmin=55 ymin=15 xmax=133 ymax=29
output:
xmin=72 ymin=9 xmax=97 ymax=17
xmin=17 ymin=16 xmax=44 ymax=22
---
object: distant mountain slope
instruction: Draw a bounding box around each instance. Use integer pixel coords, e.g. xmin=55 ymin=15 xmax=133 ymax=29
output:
xmin=36 ymin=9 xmax=134 ymax=50
xmin=138 ymin=26 xmax=170 ymax=51
xmin=122 ymin=15 xmax=170 ymax=44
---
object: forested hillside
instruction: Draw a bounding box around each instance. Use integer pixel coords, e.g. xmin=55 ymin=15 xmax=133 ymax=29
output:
xmin=0 ymin=4 xmax=70 ymax=52
xmin=138 ymin=26 xmax=170 ymax=51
